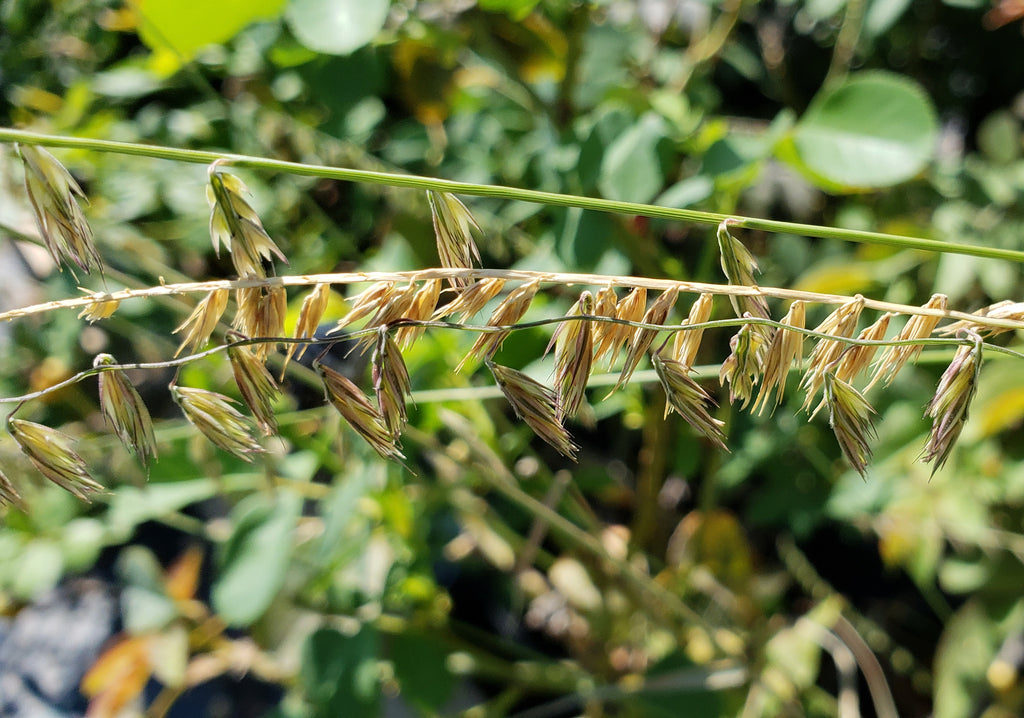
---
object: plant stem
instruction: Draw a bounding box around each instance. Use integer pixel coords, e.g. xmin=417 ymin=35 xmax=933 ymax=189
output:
xmin=3 ymin=127 xmax=1023 ymax=263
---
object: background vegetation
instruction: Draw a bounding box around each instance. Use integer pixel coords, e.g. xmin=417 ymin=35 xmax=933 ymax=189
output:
xmin=2 ymin=0 xmax=1024 ymax=716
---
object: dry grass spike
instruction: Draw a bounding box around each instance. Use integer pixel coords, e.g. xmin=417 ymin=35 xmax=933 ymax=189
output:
xmin=753 ymin=300 xmax=806 ymax=415
xmin=549 ymin=291 xmax=595 ymax=420
xmin=489 ymin=362 xmax=577 ymax=458
xmin=229 ymin=344 xmax=281 ymax=435
xmin=428 ymin=191 xmax=482 ymax=286
xmin=868 ymin=294 xmax=947 ymax=389
xmin=0 ymin=469 xmax=25 ymax=510
xmin=317 ymin=361 xmax=405 ymax=460
xmin=823 ymin=372 xmax=876 ymax=477
xmin=207 ymin=164 xmax=287 ymax=278
xmin=432 ymin=278 xmax=506 ymax=322
xmin=801 ymin=296 xmax=866 ymax=413
xmin=719 ymin=318 xmax=766 ymax=409
xmin=234 ymin=285 xmax=287 ymax=359
xmin=174 ymin=288 xmax=230 ymax=358
xmin=614 ymin=286 xmax=679 ymax=392
xmin=717 ymin=218 xmax=769 ymax=321
xmin=171 ymin=385 xmax=264 ymax=460
xmin=282 ymin=283 xmax=332 ymax=377
xmin=922 ymin=332 xmax=982 ymax=473
xmin=373 ymin=328 xmax=412 ymax=440
xmin=9 ymin=418 xmax=104 ymax=500
xmin=652 ymin=351 xmax=726 ymax=449
xmin=397 ymin=279 xmax=442 ymax=349
xmin=95 ymin=353 xmax=157 ymax=467
xmin=458 ymin=278 xmax=540 ymax=371
xmin=672 ymin=293 xmax=714 ymax=369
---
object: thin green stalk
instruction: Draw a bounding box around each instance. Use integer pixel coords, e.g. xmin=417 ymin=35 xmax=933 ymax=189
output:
xmin=3 ymin=127 xmax=1023 ymax=263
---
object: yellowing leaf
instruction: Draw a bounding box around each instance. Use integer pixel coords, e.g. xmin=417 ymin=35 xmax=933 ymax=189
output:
xmin=82 ymin=636 xmax=152 ymax=718
xmin=132 ymin=0 xmax=287 ymax=61
xmin=164 ymin=545 xmax=203 ymax=602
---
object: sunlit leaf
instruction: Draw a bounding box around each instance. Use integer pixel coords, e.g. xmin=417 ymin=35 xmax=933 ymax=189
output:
xmin=285 ymin=0 xmax=390 ymax=56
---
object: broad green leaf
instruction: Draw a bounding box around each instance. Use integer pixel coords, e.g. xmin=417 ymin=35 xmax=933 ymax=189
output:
xmin=106 ymin=479 xmax=219 ymax=540
xmin=212 ymin=489 xmax=302 ymax=627
xmin=598 ymin=113 xmax=669 ymax=204
xmin=12 ymin=539 xmax=64 ymax=599
xmin=133 ymin=0 xmax=287 ymax=59
xmin=390 ymin=632 xmax=454 ymax=712
xmin=285 ymin=0 xmax=390 ymax=56
xmin=300 ymin=625 xmax=380 ymax=717
xmin=117 ymin=546 xmax=177 ymax=633
xmin=782 ymin=72 xmax=937 ymax=191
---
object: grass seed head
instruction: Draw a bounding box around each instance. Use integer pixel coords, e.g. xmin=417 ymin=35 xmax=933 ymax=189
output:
xmin=922 ymin=335 xmax=982 ymax=473
xmin=428 ymin=191 xmax=482 ymax=286
xmin=551 ymin=291 xmax=595 ymax=420
xmin=614 ymin=286 xmax=678 ymax=392
xmin=719 ymin=319 xmax=766 ymax=409
xmin=78 ymin=291 xmax=120 ymax=323
xmin=717 ymin=219 xmax=769 ymax=321
xmin=869 ymin=294 xmax=947 ymax=389
xmin=233 ymin=285 xmax=287 ymax=358
xmin=207 ymin=167 xmax=287 ymax=278
xmin=605 ymin=287 xmax=647 ymax=368
xmin=432 ymin=278 xmax=506 ymax=322
xmin=458 ymin=278 xmax=540 ymax=371
xmin=835 ymin=312 xmax=893 ymax=383
xmin=174 ymin=288 xmax=229 ymax=358
xmin=172 ymin=385 xmax=264 ymax=460
xmin=652 ymin=352 xmax=726 ymax=449
xmin=397 ymin=279 xmax=443 ymax=349
xmin=800 ymin=296 xmax=866 ymax=412
xmin=17 ymin=143 xmax=102 ymax=276
xmin=823 ymin=372 xmax=876 ymax=477
xmin=672 ymin=293 xmax=715 ymax=369
xmin=591 ymin=285 xmax=620 ymax=364
xmin=282 ymin=283 xmax=333 ymax=376
xmin=95 ymin=354 xmax=157 ymax=467
xmin=939 ymin=300 xmax=1024 ymax=337
xmin=373 ymin=329 xmax=412 ymax=439
xmin=753 ymin=300 xmax=806 ymax=415
xmin=334 ymin=282 xmax=395 ymax=331
xmin=490 ymin=363 xmax=577 ymax=458
xmin=317 ymin=361 xmax=405 ymax=460
xmin=228 ymin=345 xmax=281 ymax=435
xmin=9 ymin=418 xmax=103 ymax=500
xmin=0 ymin=468 xmax=25 ymax=510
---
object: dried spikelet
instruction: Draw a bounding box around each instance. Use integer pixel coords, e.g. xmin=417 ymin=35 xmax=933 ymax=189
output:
xmin=351 ymin=282 xmax=419 ymax=353
xmin=95 ymin=354 xmax=157 ymax=466
xmin=868 ymin=294 xmax=948 ymax=389
xmin=207 ymin=167 xmax=287 ymax=278
xmin=719 ymin=319 xmax=766 ymax=409
xmin=281 ymin=283 xmax=332 ymax=376
xmin=614 ymin=286 xmax=679 ymax=392
xmin=396 ymin=279 xmax=442 ymax=349
xmin=432 ymin=278 xmax=506 ymax=322
xmin=171 ymin=386 xmax=263 ymax=460
xmin=174 ymin=288 xmax=230 ymax=357
xmin=717 ymin=219 xmax=769 ymax=321
xmin=9 ymin=419 xmax=104 ymax=500
xmin=835 ymin=313 xmax=894 ymax=383
xmin=78 ymin=290 xmax=120 ymax=323
xmin=228 ymin=345 xmax=281 ymax=435
xmin=922 ymin=333 xmax=982 ymax=473
xmin=233 ymin=285 xmax=287 ymax=359
xmin=458 ymin=279 xmax=540 ymax=371
xmin=800 ymin=296 xmax=866 ymax=412
xmin=672 ymin=293 xmax=715 ymax=369
xmin=317 ymin=362 xmax=404 ymax=460
xmin=0 ymin=468 xmax=25 ymax=510
xmin=591 ymin=285 xmax=620 ymax=365
xmin=753 ymin=301 xmax=806 ymax=415
xmin=17 ymin=143 xmax=102 ymax=276
xmin=823 ymin=372 xmax=876 ymax=477
xmin=428 ymin=191 xmax=482 ymax=286
xmin=549 ymin=292 xmax=595 ymax=420
xmin=604 ymin=287 xmax=647 ymax=369
xmin=373 ymin=329 xmax=412 ymax=439
xmin=652 ymin=352 xmax=726 ymax=449
xmin=334 ymin=282 xmax=395 ymax=331
xmin=939 ymin=300 xmax=1024 ymax=337
xmin=489 ymin=363 xmax=577 ymax=458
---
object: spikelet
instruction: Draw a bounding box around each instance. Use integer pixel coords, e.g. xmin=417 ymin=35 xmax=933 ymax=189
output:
xmin=591 ymin=285 xmax=620 ymax=365
xmin=672 ymin=293 xmax=714 ymax=369
xmin=281 ymin=283 xmax=332 ymax=376
xmin=174 ymin=289 xmax=230 ymax=357
xmin=549 ymin=291 xmax=595 ymax=420
xmin=605 ymin=287 xmax=647 ymax=368
xmin=171 ymin=386 xmax=263 ymax=460
xmin=17 ymin=143 xmax=102 ymax=276
xmin=95 ymin=354 xmax=157 ymax=467
xmin=800 ymin=296 xmax=865 ymax=412
xmin=432 ymin=278 xmax=506 ymax=322
xmin=428 ymin=191 xmax=482 ymax=286
xmin=458 ymin=279 xmax=540 ymax=371
xmin=719 ymin=319 xmax=766 ymax=409
xmin=372 ymin=329 xmax=412 ymax=440
xmin=939 ymin=300 xmax=1024 ymax=337
xmin=614 ymin=286 xmax=679 ymax=392
xmin=652 ymin=352 xmax=726 ymax=449
xmin=717 ymin=219 xmax=769 ymax=321
xmin=835 ymin=313 xmax=893 ymax=383
xmin=489 ymin=363 xmax=577 ymax=458
xmin=207 ymin=166 xmax=287 ymax=278
xmin=317 ymin=362 xmax=404 ymax=460
xmin=229 ymin=345 xmax=281 ymax=435
xmin=334 ymin=282 xmax=395 ymax=331
xmin=0 ymin=468 xmax=25 ymax=510
xmin=752 ymin=301 xmax=806 ymax=415
xmin=9 ymin=419 xmax=104 ymax=500
xmin=350 ymin=282 xmax=419 ymax=353
xmin=922 ymin=333 xmax=982 ymax=473
xmin=868 ymin=294 xmax=947 ymax=389
xmin=396 ymin=279 xmax=442 ymax=349
xmin=78 ymin=290 xmax=120 ymax=323
xmin=823 ymin=372 xmax=876 ymax=477
xmin=233 ymin=285 xmax=287 ymax=359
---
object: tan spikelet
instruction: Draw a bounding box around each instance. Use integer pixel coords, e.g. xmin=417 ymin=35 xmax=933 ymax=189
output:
xmin=458 ymin=279 xmax=540 ymax=371
xmin=432 ymin=278 xmax=506 ymax=322
xmin=672 ymin=293 xmax=715 ymax=369
xmin=207 ymin=166 xmax=287 ymax=278
xmin=922 ymin=333 xmax=982 ymax=473
xmin=78 ymin=290 xmax=120 ymax=323
xmin=868 ymin=294 xmax=947 ymax=389
xmin=9 ymin=419 xmax=104 ymax=500
xmin=614 ymin=286 xmax=679 ymax=392
xmin=604 ymin=287 xmax=647 ymax=368
xmin=317 ymin=362 xmax=404 ymax=460
xmin=939 ymin=300 xmax=1024 ymax=337
xmin=373 ymin=329 xmax=412 ymax=440
xmin=800 ymin=296 xmax=866 ymax=412
xmin=229 ymin=345 xmax=281 ymax=435
xmin=549 ymin=291 xmax=595 ymax=420
xmin=396 ymin=279 xmax=442 ymax=349
xmin=835 ymin=313 xmax=893 ymax=383
xmin=753 ymin=301 xmax=806 ymax=415
xmin=717 ymin=219 xmax=769 ymax=321
xmin=334 ymin=282 xmax=395 ymax=331
xmin=823 ymin=372 xmax=876 ymax=477
xmin=351 ymin=282 xmax=419 ymax=353
xmin=174 ymin=289 xmax=229 ymax=357
xmin=233 ymin=285 xmax=287 ymax=359
xmin=652 ymin=352 xmax=726 ymax=448
xmin=95 ymin=354 xmax=157 ymax=467
xmin=489 ymin=363 xmax=577 ymax=458
xmin=428 ymin=191 xmax=482 ymax=286
xmin=172 ymin=385 xmax=263 ymax=460
xmin=591 ymin=285 xmax=620 ymax=365
xmin=282 ymin=284 xmax=332 ymax=376
xmin=719 ymin=319 xmax=766 ymax=409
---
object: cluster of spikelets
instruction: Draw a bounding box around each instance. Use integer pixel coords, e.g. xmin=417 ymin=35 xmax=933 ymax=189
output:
xmin=0 ymin=143 xmax=1012 ymax=507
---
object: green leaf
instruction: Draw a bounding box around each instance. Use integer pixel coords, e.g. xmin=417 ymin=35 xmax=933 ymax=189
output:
xmin=598 ymin=113 xmax=669 ymax=204
xmin=106 ymin=479 xmax=219 ymax=540
xmin=477 ymin=0 xmax=541 ymax=20
xmin=134 ymin=0 xmax=288 ymax=59
xmin=285 ymin=0 xmax=390 ymax=56
xmin=212 ymin=489 xmax=301 ymax=627
xmin=117 ymin=546 xmax=178 ymax=633
xmin=390 ymin=632 xmax=454 ymax=712
xmin=933 ymin=600 xmax=1000 ymax=718
xmin=781 ymin=72 xmax=938 ymax=191
xmin=300 ymin=625 xmax=380 ymax=717
xmin=12 ymin=539 xmax=64 ymax=600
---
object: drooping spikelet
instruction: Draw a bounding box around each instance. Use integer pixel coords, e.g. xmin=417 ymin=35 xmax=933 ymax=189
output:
xmin=372 ymin=329 xmax=412 ymax=440
xmin=334 ymin=282 xmax=395 ymax=331
xmin=652 ymin=352 xmax=726 ymax=449
xmin=228 ymin=344 xmax=281 ymax=435
xmin=717 ymin=219 xmax=770 ymax=322
xmin=938 ymin=300 xmax=1024 ymax=337
xmin=834 ymin=312 xmax=893 ymax=383
xmin=614 ymin=286 xmax=679 ymax=392
xmin=489 ymin=363 xmax=577 ymax=458
xmin=922 ymin=333 xmax=982 ymax=473
xmin=458 ymin=279 xmax=540 ymax=371
xmin=233 ymin=285 xmax=287 ymax=359
xmin=171 ymin=386 xmax=263 ymax=460
xmin=823 ymin=372 xmax=876 ymax=477
xmin=174 ymin=288 xmax=230 ymax=358
xmin=432 ymin=278 xmax=506 ymax=322
xmin=0 ymin=468 xmax=25 ymax=510
xmin=868 ymin=294 xmax=947 ymax=389
xmin=428 ymin=191 xmax=482 ymax=286
xmin=800 ymin=296 xmax=866 ymax=412
xmin=719 ymin=319 xmax=766 ymax=409
xmin=549 ymin=291 xmax=595 ymax=420
xmin=752 ymin=300 xmax=806 ymax=415
xmin=17 ymin=143 xmax=102 ymax=276
xmin=396 ymin=279 xmax=442 ymax=349
xmin=207 ymin=165 xmax=287 ymax=278
xmin=282 ymin=283 xmax=332 ymax=376
xmin=95 ymin=354 xmax=157 ymax=467
xmin=9 ymin=418 xmax=104 ymax=500
xmin=317 ymin=361 xmax=404 ymax=460
xmin=672 ymin=293 xmax=715 ymax=369
xmin=591 ymin=285 xmax=620 ymax=365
